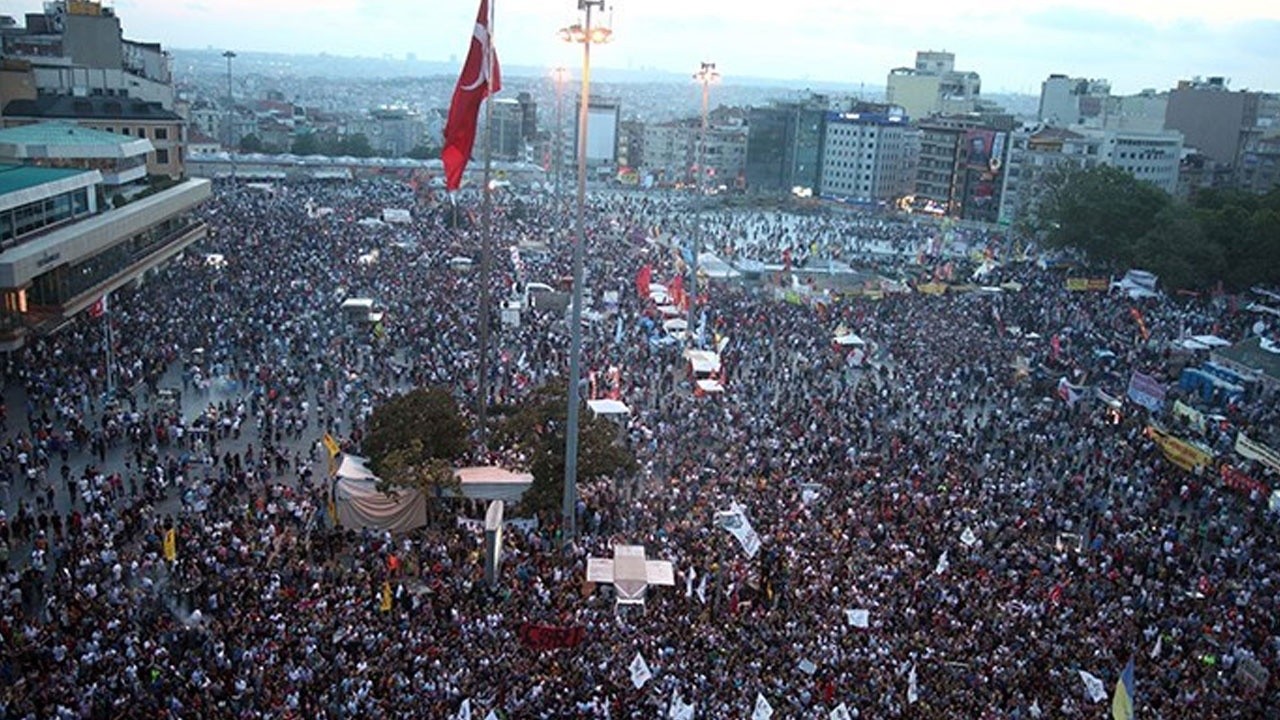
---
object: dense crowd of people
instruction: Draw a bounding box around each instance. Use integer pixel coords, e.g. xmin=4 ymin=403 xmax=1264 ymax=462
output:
xmin=0 ymin=178 xmax=1276 ymax=718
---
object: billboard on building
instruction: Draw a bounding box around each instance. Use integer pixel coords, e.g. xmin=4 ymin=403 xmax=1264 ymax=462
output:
xmin=964 ymin=129 xmax=997 ymax=170
xmin=585 ymin=105 xmax=618 ymax=162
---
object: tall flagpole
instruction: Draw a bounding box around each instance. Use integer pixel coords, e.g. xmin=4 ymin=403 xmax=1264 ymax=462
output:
xmin=103 ymin=292 xmax=115 ymax=398
xmin=476 ymin=0 xmax=496 ymax=442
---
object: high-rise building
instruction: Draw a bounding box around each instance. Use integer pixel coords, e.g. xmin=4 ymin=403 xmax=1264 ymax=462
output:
xmin=1 ymin=1 xmax=186 ymax=176
xmin=818 ymin=111 xmax=911 ymax=203
xmin=1039 ymin=75 xmax=1111 ymax=126
xmin=1164 ymin=77 xmax=1260 ymax=167
xmin=0 ymin=1 xmax=174 ymax=109
xmin=640 ymin=111 xmax=747 ymax=188
xmin=886 ymin=51 xmax=981 ymax=121
xmin=745 ymin=94 xmax=828 ymax=193
xmin=485 ymin=98 xmax=525 ymax=162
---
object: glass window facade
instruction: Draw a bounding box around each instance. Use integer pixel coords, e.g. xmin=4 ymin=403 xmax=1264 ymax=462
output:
xmin=1 ymin=188 xmax=90 ymax=248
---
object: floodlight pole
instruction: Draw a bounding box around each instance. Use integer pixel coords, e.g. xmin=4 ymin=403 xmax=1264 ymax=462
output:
xmin=562 ymin=0 xmax=609 ymax=546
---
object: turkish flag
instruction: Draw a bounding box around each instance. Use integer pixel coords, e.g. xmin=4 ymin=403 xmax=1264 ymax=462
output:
xmin=442 ymin=0 xmax=501 ymax=191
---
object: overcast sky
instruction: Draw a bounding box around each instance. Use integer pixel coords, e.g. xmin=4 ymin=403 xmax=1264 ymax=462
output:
xmin=28 ymin=0 xmax=1280 ymax=93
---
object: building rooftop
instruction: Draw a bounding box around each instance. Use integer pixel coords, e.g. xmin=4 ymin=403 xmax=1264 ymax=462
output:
xmin=0 ymin=121 xmax=152 ymax=159
xmin=0 ymin=163 xmax=92 ymax=195
xmin=3 ymin=95 xmax=182 ymax=121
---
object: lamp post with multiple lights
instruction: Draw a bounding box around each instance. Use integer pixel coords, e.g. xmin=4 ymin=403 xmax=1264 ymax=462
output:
xmin=558 ymin=0 xmax=612 ymax=545
xmin=687 ymin=61 xmax=719 ymax=346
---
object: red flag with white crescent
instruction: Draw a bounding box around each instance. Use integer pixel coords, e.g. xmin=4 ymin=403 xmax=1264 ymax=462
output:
xmin=442 ymin=0 xmax=501 ymax=191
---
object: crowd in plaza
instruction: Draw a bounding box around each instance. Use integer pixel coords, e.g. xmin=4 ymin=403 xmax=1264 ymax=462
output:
xmin=0 ymin=177 xmax=1276 ymax=718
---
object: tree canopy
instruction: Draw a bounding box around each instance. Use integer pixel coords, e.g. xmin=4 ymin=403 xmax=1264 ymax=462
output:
xmin=1038 ymin=167 xmax=1280 ymax=290
xmin=492 ymin=383 xmax=638 ymax=517
xmin=364 ymin=387 xmax=469 ymax=495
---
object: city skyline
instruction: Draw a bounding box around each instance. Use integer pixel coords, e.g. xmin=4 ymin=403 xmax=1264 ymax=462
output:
xmin=83 ymin=0 xmax=1280 ymax=94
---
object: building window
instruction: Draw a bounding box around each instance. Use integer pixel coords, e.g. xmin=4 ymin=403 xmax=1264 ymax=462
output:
xmin=155 ymin=148 xmax=170 ymax=164
xmin=154 ymin=127 xmax=168 ymax=140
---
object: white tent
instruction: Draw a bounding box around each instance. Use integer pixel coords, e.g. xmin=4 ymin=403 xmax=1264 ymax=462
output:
xmin=332 ymin=456 xmax=428 ymax=533
xmin=451 ymin=466 xmax=533 ymax=503
xmin=684 ymin=349 xmax=721 ymax=376
xmin=697 ymin=252 xmax=742 ymax=279
xmin=586 ymin=544 xmax=675 ymax=606
xmin=695 ymin=379 xmax=725 ymax=395
xmin=381 ymin=208 xmax=412 ymax=224
xmin=587 ymin=399 xmax=631 ymax=418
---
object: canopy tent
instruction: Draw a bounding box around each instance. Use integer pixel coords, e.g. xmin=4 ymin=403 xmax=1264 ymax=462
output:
xmin=381 ymin=208 xmax=412 ymax=224
xmin=695 ymin=378 xmax=725 ymax=395
xmin=332 ymin=456 xmax=428 ymax=533
xmin=587 ymin=399 xmax=631 ymax=418
xmin=684 ymin=349 xmax=721 ymax=376
xmin=697 ymin=252 xmax=742 ymax=280
xmin=586 ymin=544 xmax=675 ymax=606
xmin=1176 ymin=334 xmax=1232 ymax=351
xmin=833 ymin=332 xmax=866 ymax=347
xmin=450 ymin=466 xmax=533 ymax=503
xmin=337 ymin=453 xmax=378 ymax=480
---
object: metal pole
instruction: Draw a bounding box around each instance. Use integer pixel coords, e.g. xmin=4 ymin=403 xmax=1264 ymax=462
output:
xmin=554 ymin=68 xmax=566 ymax=207
xmin=477 ymin=0 xmax=497 ymax=442
xmin=223 ymin=50 xmax=236 ymax=180
xmin=688 ymin=63 xmax=713 ymax=347
xmin=104 ymin=292 xmax=114 ymax=398
xmin=563 ymin=0 xmax=598 ymax=545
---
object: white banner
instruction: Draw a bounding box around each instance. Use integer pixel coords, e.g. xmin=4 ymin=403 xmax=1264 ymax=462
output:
xmin=907 ymin=664 xmax=919 ymax=704
xmin=1079 ymin=670 xmax=1106 ymax=702
xmin=846 ymin=608 xmax=870 ymax=628
xmin=830 ymin=703 xmax=854 ymax=720
xmin=668 ymin=689 xmax=695 ymax=720
xmin=934 ymin=550 xmax=950 ymax=575
xmin=752 ymin=693 xmax=773 ymax=720
xmin=1236 ymin=432 xmax=1280 ymax=472
xmin=715 ymin=504 xmax=761 ymax=559
xmin=630 ymin=652 xmax=652 ymax=689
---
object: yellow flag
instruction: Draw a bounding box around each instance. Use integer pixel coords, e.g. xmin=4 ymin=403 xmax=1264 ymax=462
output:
xmin=380 ymin=581 xmax=393 ymax=612
xmin=322 ymin=433 xmax=341 ymax=458
xmin=163 ymin=528 xmax=177 ymax=561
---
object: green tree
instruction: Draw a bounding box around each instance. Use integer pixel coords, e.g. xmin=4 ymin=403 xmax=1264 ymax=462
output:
xmin=406 ymin=143 xmax=439 ymax=160
xmin=1040 ymin=165 xmax=1171 ymax=268
xmin=291 ymin=132 xmax=321 ymax=156
xmin=238 ymin=133 xmax=263 ymax=153
xmin=492 ymin=383 xmax=637 ymax=517
xmin=339 ymin=133 xmax=374 ymax=158
xmin=1134 ymin=204 xmax=1221 ymax=290
xmin=364 ymin=387 xmax=469 ymax=496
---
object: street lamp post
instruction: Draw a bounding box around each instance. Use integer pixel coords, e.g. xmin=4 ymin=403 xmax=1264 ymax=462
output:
xmin=688 ymin=61 xmax=719 ymax=346
xmin=222 ymin=50 xmax=236 ymax=148
xmin=552 ymin=67 xmax=568 ymax=205
xmin=559 ymin=1 xmax=612 ymax=545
